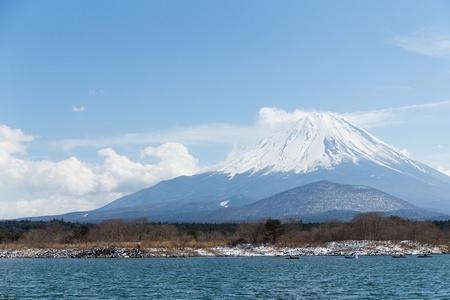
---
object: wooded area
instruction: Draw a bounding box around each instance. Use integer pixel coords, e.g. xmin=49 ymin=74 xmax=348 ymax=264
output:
xmin=1 ymin=213 xmax=449 ymax=248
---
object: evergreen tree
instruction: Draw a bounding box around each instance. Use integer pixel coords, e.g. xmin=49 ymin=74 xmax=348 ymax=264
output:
xmin=264 ymin=219 xmax=286 ymax=244
xmin=72 ymin=225 xmax=90 ymax=241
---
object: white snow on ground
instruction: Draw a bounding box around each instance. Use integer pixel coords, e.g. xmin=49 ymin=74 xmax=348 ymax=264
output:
xmin=219 ymin=200 xmax=230 ymax=208
xmin=205 ymin=240 xmax=448 ymax=257
xmin=0 ymin=240 xmax=448 ymax=258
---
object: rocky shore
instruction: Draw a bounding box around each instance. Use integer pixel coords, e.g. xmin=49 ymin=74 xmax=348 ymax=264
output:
xmin=1 ymin=240 xmax=448 ymax=259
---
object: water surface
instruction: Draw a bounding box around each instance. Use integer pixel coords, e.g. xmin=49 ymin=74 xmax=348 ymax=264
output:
xmin=1 ymin=255 xmax=449 ymax=299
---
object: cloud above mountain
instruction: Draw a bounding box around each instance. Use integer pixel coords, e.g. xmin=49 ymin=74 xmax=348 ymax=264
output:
xmin=257 ymin=107 xmax=311 ymax=128
xmin=73 ymin=106 xmax=86 ymax=112
xmin=344 ymin=100 xmax=450 ymax=128
xmin=438 ymin=167 xmax=450 ymax=176
xmin=55 ymin=100 xmax=450 ymax=155
xmin=391 ymin=27 xmax=450 ymax=57
xmin=0 ymin=125 xmax=199 ymax=219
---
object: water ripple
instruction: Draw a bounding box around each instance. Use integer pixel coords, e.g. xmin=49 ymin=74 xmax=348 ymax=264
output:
xmin=0 ymin=255 xmax=449 ymax=299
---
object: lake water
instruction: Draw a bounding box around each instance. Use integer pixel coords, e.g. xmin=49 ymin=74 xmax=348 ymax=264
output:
xmin=1 ymin=255 xmax=449 ymax=299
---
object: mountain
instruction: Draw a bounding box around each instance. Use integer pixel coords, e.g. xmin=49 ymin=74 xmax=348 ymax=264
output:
xmin=203 ymin=181 xmax=442 ymax=222
xmin=212 ymin=113 xmax=425 ymax=176
xmin=22 ymin=112 xmax=450 ymax=222
xmin=101 ymin=113 xmax=450 ymax=211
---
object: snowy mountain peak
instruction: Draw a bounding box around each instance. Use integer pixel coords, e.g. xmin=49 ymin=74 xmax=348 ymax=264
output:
xmin=211 ymin=112 xmax=423 ymax=177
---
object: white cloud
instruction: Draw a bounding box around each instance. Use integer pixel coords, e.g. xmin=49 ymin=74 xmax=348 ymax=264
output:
xmin=0 ymin=125 xmax=34 ymax=160
xmin=257 ymin=107 xmax=310 ymax=127
xmin=56 ymin=123 xmax=263 ymax=152
xmin=227 ymin=143 xmax=239 ymax=158
xmin=0 ymin=193 xmax=122 ymax=220
xmin=73 ymin=106 xmax=86 ymax=112
xmin=344 ymin=110 xmax=399 ymax=129
xmin=399 ymin=149 xmax=412 ymax=158
xmin=140 ymin=142 xmax=199 ymax=177
xmin=95 ymin=143 xmax=198 ymax=192
xmin=0 ymin=125 xmax=199 ymax=219
xmin=437 ymin=167 xmax=450 ymax=177
xmin=344 ymin=100 xmax=450 ymax=128
xmin=56 ymin=101 xmax=450 ymax=154
xmin=88 ymin=89 xmax=105 ymax=95
xmin=56 ymin=107 xmax=314 ymax=153
xmin=391 ymin=28 xmax=450 ymax=57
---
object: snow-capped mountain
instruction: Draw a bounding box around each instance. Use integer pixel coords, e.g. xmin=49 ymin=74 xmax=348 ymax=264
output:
xmin=212 ymin=113 xmax=427 ymax=177
xmin=25 ymin=112 xmax=450 ymax=222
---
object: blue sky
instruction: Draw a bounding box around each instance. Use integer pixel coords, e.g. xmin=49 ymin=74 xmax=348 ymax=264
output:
xmin=1 ymin=1 xmax=450 ymax=219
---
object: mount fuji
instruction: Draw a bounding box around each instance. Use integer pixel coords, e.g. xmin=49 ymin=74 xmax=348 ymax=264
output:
xmin=212 ymin=113 xmax=428 ymax=176
xmin=32 ymin=113 xmax=450 ymax=222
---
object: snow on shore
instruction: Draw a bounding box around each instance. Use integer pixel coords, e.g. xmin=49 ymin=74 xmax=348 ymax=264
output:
xmin=0 ymin=240 xmax=448 ymax=258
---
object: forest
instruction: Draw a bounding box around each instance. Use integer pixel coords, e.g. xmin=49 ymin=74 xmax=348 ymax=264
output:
xmin=0 ymin=213 xmax=449 ymax=248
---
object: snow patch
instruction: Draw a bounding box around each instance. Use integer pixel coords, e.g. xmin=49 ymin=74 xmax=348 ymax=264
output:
xmin=220 ymin=200 xmax=230 ymax=208
xmin=1 ymin=240 xmax=446 ymax=258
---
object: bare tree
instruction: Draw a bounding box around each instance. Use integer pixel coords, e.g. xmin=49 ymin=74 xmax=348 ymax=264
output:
xmin=131 ymin=218 xmax=152 ymax=241
xmin=237 ymin=222 xmax=266 ymax=245
xmin=351 ymin=212 xmax=384 ymax=240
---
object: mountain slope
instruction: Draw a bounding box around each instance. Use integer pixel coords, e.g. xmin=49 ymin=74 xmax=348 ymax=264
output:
xmin=28 ymin=180 xmax=446 ymax=223
xmin=100 ymin=113 xmax=450 ymax=214
xmin=211 ymin=113 xmax=429 ymax=177
xmin=22 ymin=112 xmax=450 ymax=222
xmin=203 ymin=181 xmax=440 ymax=222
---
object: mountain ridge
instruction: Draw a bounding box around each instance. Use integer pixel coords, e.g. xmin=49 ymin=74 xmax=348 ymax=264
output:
xmin=210 ymin=113 xmax=429 ymax=177
xmin=87 ymin=112 xmax=450 ymax=218
xmin=19 ymin=180 xmax=447 ymax=223
xmin=202 ymin=180 xmax=435 ymax=222
xmin=13 ymin=112 xmax=450 ymax=222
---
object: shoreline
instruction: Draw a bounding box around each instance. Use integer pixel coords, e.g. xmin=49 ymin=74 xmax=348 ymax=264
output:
xmin=1 ymin=240 xmax=448 ymax=258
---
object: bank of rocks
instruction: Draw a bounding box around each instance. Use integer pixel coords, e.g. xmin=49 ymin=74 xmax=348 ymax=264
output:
xmin=0 ymin=247 xmax=154 ymax=259
xmin=0 ymin=240 xmax=448 ymax=258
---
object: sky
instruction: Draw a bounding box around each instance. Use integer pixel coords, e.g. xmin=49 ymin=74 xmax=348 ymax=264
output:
xmin=1 ymin=1 xmax=450 ymax=219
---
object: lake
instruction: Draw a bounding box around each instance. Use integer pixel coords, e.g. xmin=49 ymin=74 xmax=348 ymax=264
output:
xmin=1 ymin=255 xmax=449 ymax=299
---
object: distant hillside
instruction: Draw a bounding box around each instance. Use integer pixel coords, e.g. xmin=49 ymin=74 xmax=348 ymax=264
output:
xmin=202 ymin=181 xmax=445 ymax=222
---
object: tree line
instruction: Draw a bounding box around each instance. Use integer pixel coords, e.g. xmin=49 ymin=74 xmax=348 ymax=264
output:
xmin=1 ymin=213 xmax=449 ymax=247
